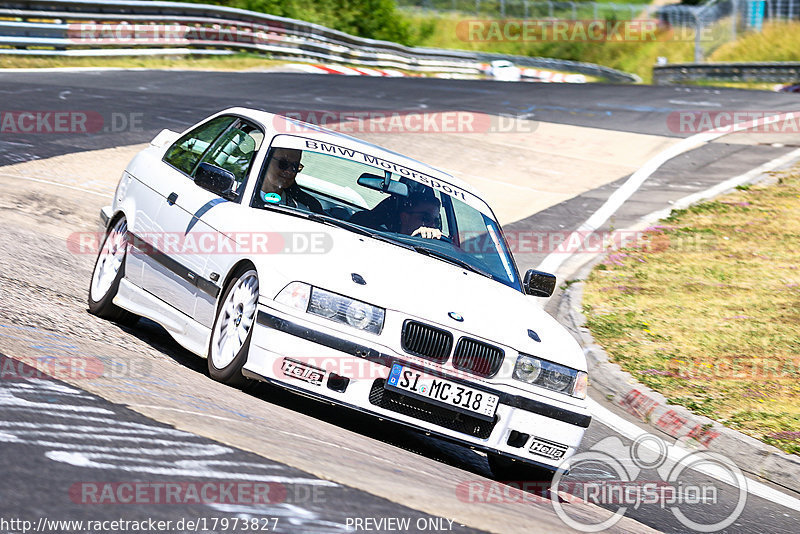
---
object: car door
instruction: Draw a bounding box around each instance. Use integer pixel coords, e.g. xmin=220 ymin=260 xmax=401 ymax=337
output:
xmin=141 ymin=115 xmax=264 ymax=327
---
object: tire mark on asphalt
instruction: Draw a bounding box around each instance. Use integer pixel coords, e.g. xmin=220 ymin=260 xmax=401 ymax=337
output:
xmin=0 ymin=352 xmax=481 ymax=533
xmin=0 ymin=355 xmax=339 ymax=487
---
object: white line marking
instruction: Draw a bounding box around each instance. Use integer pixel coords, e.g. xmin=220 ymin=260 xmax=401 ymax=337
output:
xmin=645 ymin=147 xmax=800 ymax=222
xmin=45 ymin=450 xmax=339 ymax=485
xmin=0 ymin=172 xmax=111 ymax=197
xmin=668 ymin=99 xmax=722 ymax=107
xmin=18 ymin=440 xmax=232 ymax=456
xmin=127 ymin=403 xmax=247 ymax=423
xmin=535 ymin=110 xmax=800 ymax=275
xmin=587 ymin=398 xmax=800 ymax=512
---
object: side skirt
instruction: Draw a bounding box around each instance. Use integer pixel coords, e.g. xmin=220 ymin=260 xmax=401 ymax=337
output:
xmin=114 ymin=278 xmax=211 ymax=358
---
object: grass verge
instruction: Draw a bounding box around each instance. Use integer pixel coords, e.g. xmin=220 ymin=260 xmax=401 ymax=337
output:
xmin=709 ymin=21 xmax=800 ymax=62
xmin=582 ymin=168 xmax=800 ymax=455
xmin=0 ymin=53 xmax=287 ymax=71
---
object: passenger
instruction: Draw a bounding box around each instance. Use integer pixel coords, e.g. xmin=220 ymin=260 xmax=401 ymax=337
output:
xmin=256 ymin=148 xmax=323 ymax=213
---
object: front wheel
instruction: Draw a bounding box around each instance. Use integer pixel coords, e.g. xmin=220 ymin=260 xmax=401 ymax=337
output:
xmin=88 ymin=216 xmax=138 ymax=325
xmin=208 ymin=268 xmax=259 ymax=386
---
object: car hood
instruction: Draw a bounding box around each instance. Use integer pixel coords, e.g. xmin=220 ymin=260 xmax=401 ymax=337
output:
xmin=239 ymin=212 xmax=587 ymax=372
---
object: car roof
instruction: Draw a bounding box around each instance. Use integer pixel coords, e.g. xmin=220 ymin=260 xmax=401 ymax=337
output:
xmin=221 ymin=107 xmax=484 ymax=201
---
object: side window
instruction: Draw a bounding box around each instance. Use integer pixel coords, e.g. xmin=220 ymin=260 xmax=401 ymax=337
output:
xmin=195 ymin=120 xmax=264 ymax=194
xmin=163 ymin=115 xmax=235 ymax=175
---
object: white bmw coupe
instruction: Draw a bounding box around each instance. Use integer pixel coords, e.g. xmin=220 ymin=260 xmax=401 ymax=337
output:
xmin=90 ymin=108 xmax=591 ymax=482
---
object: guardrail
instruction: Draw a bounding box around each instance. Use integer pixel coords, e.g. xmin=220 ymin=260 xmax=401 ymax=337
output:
xmin=654 ymin=62 xmax=800 ymax=84
xmin=0 ymin=0 xmax=639 ymax=82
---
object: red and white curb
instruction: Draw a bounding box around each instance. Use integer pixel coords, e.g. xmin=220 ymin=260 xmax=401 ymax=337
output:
xmin=288 ymin=63 xmax=406 ymax=77
xmin=289 ymin=62 xmax=586 ymax=83
xmin=521 ymin=68 xmax=586 ymax=83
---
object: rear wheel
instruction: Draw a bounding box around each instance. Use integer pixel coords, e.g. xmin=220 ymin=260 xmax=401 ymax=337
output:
xmin=88 ymin=216 xmax=138 ymax=325
xmin=488 ymin=453 xmax=556 ymax=488
xmin=208 ymin=268 xmax=259 ymax=386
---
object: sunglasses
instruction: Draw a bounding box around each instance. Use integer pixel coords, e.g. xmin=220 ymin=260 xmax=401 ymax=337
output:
xmin=406 ymin=210 xmax=440 ymax=225
xmin=275 ymin=158 xmax=303 ymax=172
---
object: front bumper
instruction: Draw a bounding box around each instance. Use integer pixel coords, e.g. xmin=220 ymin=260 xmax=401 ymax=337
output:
xmin=244 ymin=305 xmax=592 ymax=471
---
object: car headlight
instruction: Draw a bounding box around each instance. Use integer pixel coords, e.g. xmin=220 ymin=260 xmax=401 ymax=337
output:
xmin=513 ymin=354 xmax=587 ymax=399
xmin=275 ymin=283 xmax=385 ymax=335
xmin=309 ymin=287 xmax=384 ymax=334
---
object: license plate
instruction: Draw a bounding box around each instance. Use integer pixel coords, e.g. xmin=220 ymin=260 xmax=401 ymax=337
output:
xmin=529 ymin=437 xmax=569 ymax=460
xmin=386 ymin=363 xmax=499 ymax=420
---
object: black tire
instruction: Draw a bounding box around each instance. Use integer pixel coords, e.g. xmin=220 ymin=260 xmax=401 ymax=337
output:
xmin=488 ymin=453 xmax=556 ymax=488
xmin=88 ymin=216 xmax=138 ymax=326
xmin=207 ymin=267 xmax=259 ymax=386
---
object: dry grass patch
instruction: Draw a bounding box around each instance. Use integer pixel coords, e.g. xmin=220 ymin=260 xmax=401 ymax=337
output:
xmin=0 ymin=53 xmax=286 ymax=71
xmin=583 ymin=169 xmax=800 ymax=454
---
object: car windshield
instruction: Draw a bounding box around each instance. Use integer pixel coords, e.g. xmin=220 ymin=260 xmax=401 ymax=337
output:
xmin=251 ymin=135 xmax=521 ymax=290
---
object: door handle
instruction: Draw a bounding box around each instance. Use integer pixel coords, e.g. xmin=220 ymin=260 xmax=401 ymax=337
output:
xmin=167 ymin=192 xmax=178 ymax=205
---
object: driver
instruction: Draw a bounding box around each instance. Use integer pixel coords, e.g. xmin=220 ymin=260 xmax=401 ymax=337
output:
xmin=398 ymin=190 xmax=443 ymax=239
xmin=350 ymin=189 xmax=443 ymax=239
xmin=257 ymin=148 xmax=322 ymax=213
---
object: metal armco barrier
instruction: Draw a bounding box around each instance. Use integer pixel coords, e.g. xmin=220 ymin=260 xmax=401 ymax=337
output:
xmin=654 ymin=62 xmax=800 ymax=84
xmin=0 ymin=0 xmax=639 ymax=82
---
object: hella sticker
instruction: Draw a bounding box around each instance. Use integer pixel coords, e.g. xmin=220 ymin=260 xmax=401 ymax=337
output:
xmin=529 ymin=437 xmax=569 ymax=460
xmin=281 ymin=358 xmax=324 ymax=386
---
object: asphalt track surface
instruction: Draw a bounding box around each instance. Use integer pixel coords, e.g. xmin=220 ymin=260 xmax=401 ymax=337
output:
xmin=0 ymin=71 xmax=799 ymax=533
xmin=0 ymin=353 xmax=477 ymax=534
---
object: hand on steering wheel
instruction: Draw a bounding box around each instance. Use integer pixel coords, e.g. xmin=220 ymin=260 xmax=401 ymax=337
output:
xmin=411 ymin=226 xmax=443 ymax=240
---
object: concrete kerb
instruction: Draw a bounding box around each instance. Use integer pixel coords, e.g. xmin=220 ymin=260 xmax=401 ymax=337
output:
xmin=552 ymin=158 xmax=800 ymax=495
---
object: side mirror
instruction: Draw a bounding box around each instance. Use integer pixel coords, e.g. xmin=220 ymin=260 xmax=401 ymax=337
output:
xmin=358 ymin=173 xmax=409 ymax=197
xmin=195 ymin=163 xmax=236 ymax=200
xmin=523 ymin=269 xmax=556 ymax=297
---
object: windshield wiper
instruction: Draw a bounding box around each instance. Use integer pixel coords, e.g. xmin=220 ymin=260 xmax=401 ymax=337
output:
xmin=412 ymin=246 xmax=493 ymax=279
xmin=307 ymin=213 xmax=417 ymax=250
xmin=306 ymin=213 xmax=373 ymax=237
